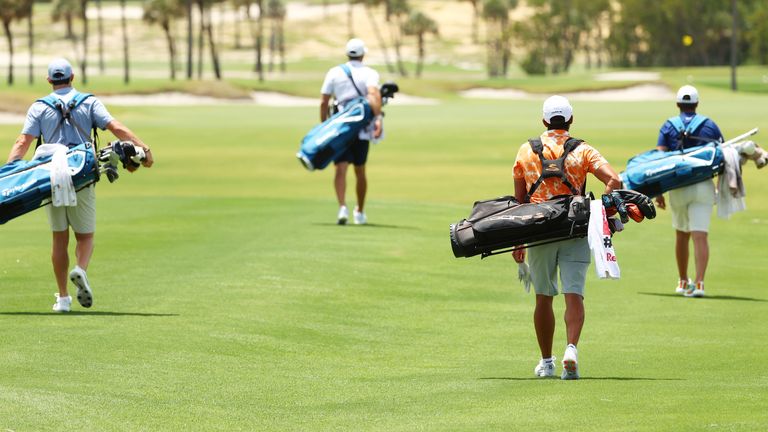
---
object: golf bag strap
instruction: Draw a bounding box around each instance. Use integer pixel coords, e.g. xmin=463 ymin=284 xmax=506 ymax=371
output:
xmin=340 ymin=63 xmax=365 ymax=98
xmin=525 ymin=137 xmax=583 ymax=203
xmin=668 ymin=114 xmax=709 ymax=148
xmin=35 ymin=93 xmax=97 ymax=149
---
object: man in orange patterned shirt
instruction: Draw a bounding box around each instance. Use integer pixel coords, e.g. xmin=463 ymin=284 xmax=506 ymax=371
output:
xmin=512 ymin=95 xmax=622 ymax=380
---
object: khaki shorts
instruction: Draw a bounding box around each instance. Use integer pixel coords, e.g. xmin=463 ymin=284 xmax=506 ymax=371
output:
xmin=527 ymin=237 xmax=590 ymax=297
xmin=669 ymin=180 xmax=714 ymax=233
xmin=46 ymin=184 xmax=96 ymax=233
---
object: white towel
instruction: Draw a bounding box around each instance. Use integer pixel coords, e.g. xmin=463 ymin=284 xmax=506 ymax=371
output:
xmin=717 ymin=146 xmax=746 ymax=219
xmin=35 ymin=144 xmax=77 ymax=207
xmin=587 ymin=200 xmax=620 ymax=279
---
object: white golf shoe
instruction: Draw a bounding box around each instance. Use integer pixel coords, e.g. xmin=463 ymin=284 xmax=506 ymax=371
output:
xmin=561 ymin=344 xmax=580 ymax=380
xmin=337 ymin=206 xmax=349 ymax=225
xmin=69 ymin=266 xmax=93 ymax=308
xmin=534 ymin=357 xmax=556 ymax=378
xmin=675 ymin=278 xmax=691 ymax=295
xmin=353 ymin=207 xmax=367 ymax=225
xmin=685 ymin=281 xmax=705 ymax=298
xmin=52 ymin=294 xmax=72 ymax=313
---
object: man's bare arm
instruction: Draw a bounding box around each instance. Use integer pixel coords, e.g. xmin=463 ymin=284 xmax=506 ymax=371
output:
xmin=106 ymin=119 xmax=153 ymax=168
xmin=7 ymin=134 xmax=36 ymax=163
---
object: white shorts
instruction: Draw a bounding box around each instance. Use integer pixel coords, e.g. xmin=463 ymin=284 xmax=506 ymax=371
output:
xmin=669 ymin=180 xmax=714 ymax=233
xmin=527 ymin=237 xmax=590 ymax=297
xmin=46 ymin=184 xmax=96 ymax=233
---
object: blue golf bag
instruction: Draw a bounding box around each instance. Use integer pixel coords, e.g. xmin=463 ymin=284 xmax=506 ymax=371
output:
xmin=297 ymin=97 xmax=374 ymax=171
xmin=0 ymin=143 xmax=99 ymax=224
xmin=620 ymin=142 xmax=725 ymax=197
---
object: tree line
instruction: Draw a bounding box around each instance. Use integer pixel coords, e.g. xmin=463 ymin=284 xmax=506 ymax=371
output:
xmin=474 ymin=0 xmax=768 ymax=76
xmin=2 ymin=0 xmax=767 ymax=86
xmin=0 ymin=0 xmax=442 ymax=86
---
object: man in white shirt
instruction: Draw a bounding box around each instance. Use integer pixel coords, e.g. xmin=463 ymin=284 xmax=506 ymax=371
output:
xmin=319 ymin=38 xmax=382 ymax=225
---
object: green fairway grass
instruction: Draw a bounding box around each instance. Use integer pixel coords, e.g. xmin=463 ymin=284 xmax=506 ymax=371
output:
xmin=1 ymin=88 xmax=767 ymax=431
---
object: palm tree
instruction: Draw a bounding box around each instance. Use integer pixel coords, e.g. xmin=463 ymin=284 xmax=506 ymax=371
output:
xmin=388 ymin=0 xmax=410 ymax=77
xmin=120 ymin=0 xmax=130 ymax=83
xmin=25 ymin=0 xmax=34 ymax=84
xmin=186 ymin=0 xmax=193 ymax=79
xmin=402 ymin=10 xmax=438 ymax=77
xmin=243 ymin=0 xmax=264 ymax=80
xmin=482 ymin=0 xmax=511 ymax=77
xmin=144 ymin=0 xmax=185 ymax=80
xmin=52 ymin=0 xmax=78 ymax=40
xmin=361 ymin=0 xmax=395 ymax=73
xmin=205 ymin=0 xmax=223 ymax=79
xmin=0 ymin=0 xmax=28 ymax=85
xmin=460 ymin=0 xmax=481 ymax=43
xmin=79 ymin=0 xmax=89 ymax=84
xmin=266 ymin=0 xmax=285 ymax=73
xmin=95 ymin=0 xmax=105 ymax=72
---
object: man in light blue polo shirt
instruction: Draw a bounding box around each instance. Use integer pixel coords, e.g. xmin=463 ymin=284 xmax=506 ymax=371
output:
xmin=654 ymin=85 xmax=723 ymax=298
xmin=7 ymin=58 xmax=154 ymax=312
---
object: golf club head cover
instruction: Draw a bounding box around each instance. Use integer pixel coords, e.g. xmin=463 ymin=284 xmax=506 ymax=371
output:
xmin=613 ymin=189 xmax=657 ymax=220
xmin=602 ymin=192 xmax=629 ymax=224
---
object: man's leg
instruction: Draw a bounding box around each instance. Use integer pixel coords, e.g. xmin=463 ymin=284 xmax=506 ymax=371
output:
xmin=353 ymin=164 xmax=367 ymax=213
xmin=534 ymin=295 xmax=555 ymax=359
xmin=74 ymin=232 xmax=94 ymax=270
xmin=563 ymin=293 xmax=585 ymax=346
xmin=51 ymin=230 xmax=70 ymax=297
xmin=691 ymin=231 xmax=709 ymax=284
xmin=334 ymin=162 xmax=349 ymax=207
xmin=675 ymin=230 xmax=691 ymax=281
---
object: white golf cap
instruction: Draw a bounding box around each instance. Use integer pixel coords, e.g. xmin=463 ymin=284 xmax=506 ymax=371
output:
xmin=346 ymin=38 xmax=367 ymax=57
xmin=676 ymin=85 xmax=699 ymax=103
xmin=542 ymin=95 xmax=573 ymax=123
xmin=48 ymin=58 xmax=73 ymax=81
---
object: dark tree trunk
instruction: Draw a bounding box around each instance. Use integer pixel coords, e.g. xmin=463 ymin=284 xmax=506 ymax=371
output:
xmin=364 ymin=5 xmax=395 ymax=73
xmin=163 ymin=22 xmax=177 ymax=80
xmin=278 ymin=19 xmax=285 ymax=73
xmin=3 ymin=20 xmax=14 ymax=85
xmin=197 ymin=1 xmax=205 ymax=79
xmin=416 ymin=34 xmax=424 ymax=77
xmin=206 ymin=8 xmax=222 ymax=79
xmin=28 ymin=4 xmax=34 ymax=85
xmin=234 ymin=5 xmax=242 ymax=49
xmin=80 ymin=0 xmax=88 ymax=84
xmin=96 ymin=0 xmax=105 ymax=72
xmin=120 ymin=0 xmax=129 ymax=83
xmin=186 ymin=0 xmax=193 ymax=79
xmin=256 ymin=0 xmax=263 ymax=80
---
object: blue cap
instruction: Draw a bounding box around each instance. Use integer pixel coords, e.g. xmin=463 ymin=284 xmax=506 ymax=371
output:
xmin=48 ymin=58 xmax=73 ymax=81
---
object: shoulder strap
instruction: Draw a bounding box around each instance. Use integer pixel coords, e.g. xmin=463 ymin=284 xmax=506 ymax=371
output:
xmin=340 ymin=63 xmax=365 ymax=98
xmin=685 ymin=114 xmax=708 ymax=134
xmin=525 ymin=137 xmax=583 ymax=202
xmin=667 ymin=116 xmax=685 ymax=133
xmin=34 ymin=92 xmax=97 ymax=148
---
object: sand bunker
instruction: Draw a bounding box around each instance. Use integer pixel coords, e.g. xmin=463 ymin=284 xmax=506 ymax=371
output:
xmin=461 ymin=83 xmax=673 ymax=101
xmin=98 ymin=91 xmax=439 ymax=107
xmin=0 ymin=112 xmax=25 ymax=125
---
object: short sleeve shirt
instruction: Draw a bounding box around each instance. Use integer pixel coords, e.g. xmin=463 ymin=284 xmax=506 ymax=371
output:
xmin=513 ymin=130 xmax=608 ymax=203
xmin=657 ymin=113 xmax=723 ymax=151
xmin=22 ymin=87 xmax=114 ymax=146
xmin=320 ymin=60 xmax=380 ymax=108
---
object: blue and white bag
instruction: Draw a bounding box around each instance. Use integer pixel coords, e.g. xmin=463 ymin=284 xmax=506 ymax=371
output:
xmin=0 ymin=143 xmax=98 ymax=224
xmin=620 ymin=142 xmax=724 ymax=196
xmin=296 ymin=97 xmax=374 ymax=171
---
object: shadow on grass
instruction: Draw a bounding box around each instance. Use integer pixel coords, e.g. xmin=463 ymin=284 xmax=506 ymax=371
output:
xmin=638 ymin=292 xmax=767 ymax=302
xmin=312 ymin=222 xmax=420 ymax=230
xmin=0 ymin=311 xmax=179 ymax=317
xmin=480 ymin=377 xmax=682 ymax=381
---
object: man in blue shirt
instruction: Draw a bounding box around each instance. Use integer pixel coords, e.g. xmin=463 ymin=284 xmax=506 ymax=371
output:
xmin=7 ymin=58 xmax=154 ymax=312
xmin=655 ymin=85 xmax=723 ymax=298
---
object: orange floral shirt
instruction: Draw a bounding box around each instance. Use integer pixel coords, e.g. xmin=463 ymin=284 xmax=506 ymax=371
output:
xmin=513 ymin=130 xmax=608 ymax=203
